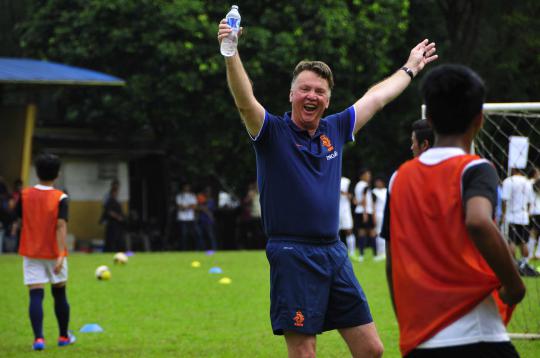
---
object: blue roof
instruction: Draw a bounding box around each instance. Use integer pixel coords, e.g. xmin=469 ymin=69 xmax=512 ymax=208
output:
xmin=0 ymin=58 xmax=125 ymax=86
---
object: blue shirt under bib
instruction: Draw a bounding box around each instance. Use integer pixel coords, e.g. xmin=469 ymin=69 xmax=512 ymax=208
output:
xmin=252 ymin=107 xmax=355 ymax=239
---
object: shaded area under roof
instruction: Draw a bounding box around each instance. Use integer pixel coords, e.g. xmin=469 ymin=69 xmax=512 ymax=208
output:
xmin=0 ymin=58 xmax=125 ymax=86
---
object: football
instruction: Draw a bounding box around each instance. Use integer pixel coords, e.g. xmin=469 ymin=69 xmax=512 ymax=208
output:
xmin=113 ymin=252 xmax=128 ymax=265
xmin=95 ymin=265 xmax=111 ymax=280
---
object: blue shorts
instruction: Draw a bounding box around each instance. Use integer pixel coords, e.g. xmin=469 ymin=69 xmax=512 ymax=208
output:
xmin=266 ymin=237 xmax=373 ymax=335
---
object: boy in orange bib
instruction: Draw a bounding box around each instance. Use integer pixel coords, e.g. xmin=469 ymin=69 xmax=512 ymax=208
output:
xmin=15 ymin=153 xmax=75 ymax=350
xmin=382 ymin=65 xmax=525 ymax=357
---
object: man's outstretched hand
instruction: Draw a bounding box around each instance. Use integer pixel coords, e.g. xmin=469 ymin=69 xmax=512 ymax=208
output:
xmin=404 ymin=39 xmax=438 ymax=77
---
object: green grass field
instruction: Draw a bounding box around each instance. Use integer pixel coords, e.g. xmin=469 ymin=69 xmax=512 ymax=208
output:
xmin=1 ymin=251 xmax=539 ymax=357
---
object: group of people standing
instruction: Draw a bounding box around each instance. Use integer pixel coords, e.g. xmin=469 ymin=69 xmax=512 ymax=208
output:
xmin=175 ymin=181 xmax=265 ymax=251
xmin=175 ymin=183 xmax=218 ymax=251
xmin=339 ymin=170 xmax=387 ymax=262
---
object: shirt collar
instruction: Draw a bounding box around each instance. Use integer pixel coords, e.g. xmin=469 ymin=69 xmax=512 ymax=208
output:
xmin=419 ymin=147 xmax=467 ymax=165
xmin=285 ymin=112 xmax=327 ymax=137
xmin=35 ymin=184 xmax=55 ymax=190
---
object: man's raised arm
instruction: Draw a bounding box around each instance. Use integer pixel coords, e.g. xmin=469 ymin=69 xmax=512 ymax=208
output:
xmin=352 ymin=39 xmax=438 ymax=134
xmin=218 ymin=19 xmax=265 ymax=137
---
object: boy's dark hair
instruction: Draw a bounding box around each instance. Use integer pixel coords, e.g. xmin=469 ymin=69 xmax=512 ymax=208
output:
xmin=411 ymin=119 xmax=434 ymax=147
xmin=358 ymin=168 xmax=370 ymax=178
xmin=35 ymin=153 xmax=61 ymax=181
xmin=421 ymin=64 xmax=485 ymax=135
xmin=373 ymin=175 xmax=386 ymax=185
xmin=292 ymin=60 xmax=334 ymax=91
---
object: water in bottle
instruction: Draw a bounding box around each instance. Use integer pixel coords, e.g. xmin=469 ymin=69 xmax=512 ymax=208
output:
xmin=220 ymin=5 xmax=241 ymax=57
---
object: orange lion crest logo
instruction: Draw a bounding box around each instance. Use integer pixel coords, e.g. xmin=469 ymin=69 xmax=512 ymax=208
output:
xmin=320 ymin=135 xmax=334 ymax=152
xmin=293 ymin=310 xmax=305 ymax=327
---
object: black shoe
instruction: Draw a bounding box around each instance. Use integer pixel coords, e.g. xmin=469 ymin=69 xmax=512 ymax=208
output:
xmin=518 ymin=260 xmax=540 ymax=277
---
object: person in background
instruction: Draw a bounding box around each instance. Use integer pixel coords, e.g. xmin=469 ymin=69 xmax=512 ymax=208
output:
xmin=176 ymin=183 xmax=200 ymax=250
xmin=102 ymin=186 xmax=125 ymax=252
xmin=501 ymin=168 xmax=534 ymax=264
xmin=527 ymin=168 xmax=540 ymax=259
xmin=339 ymin=177 xmax=356 ymax=258
xmin=10 ymin=178 xmax=23 ymax=207
xmin=354 ymin=169 xmax=376 ymax=261
xmin=103 ymin=179 xmax=120 ymax=203
xmin=246 ymin=182 xmax=265 ymax=249
xmin=372 ymin=177 xmax=387 ymax=261
xmin=197 ymin=186 xmax=218 ymax=251
xmin=410 ymin=119 xmax=434 ymax=157
xmin=237 ymin=182 xmax=263 ymax=249
xmin=15 ymin=153 xmax=76 ymax=350
xmin=5 ymin=179 xmax=23 ymax=252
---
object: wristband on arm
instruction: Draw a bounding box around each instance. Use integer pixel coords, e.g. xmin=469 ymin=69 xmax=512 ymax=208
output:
xmin=400 ymin=66 xmax=414 ymax=80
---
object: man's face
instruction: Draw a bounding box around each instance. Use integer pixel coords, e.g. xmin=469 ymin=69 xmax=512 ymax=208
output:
xmin=289 ymin=70 xmax=330 ymax=132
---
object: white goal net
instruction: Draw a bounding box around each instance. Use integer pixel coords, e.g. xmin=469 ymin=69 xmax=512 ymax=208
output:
xmin=477 ymin=103 xmax=540 ymax=339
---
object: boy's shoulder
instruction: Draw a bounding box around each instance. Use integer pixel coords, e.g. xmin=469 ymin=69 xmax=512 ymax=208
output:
xmin=23 ymin=186 xmax=65 ymax=199
xmin=399 ymin=152 xmax=480 ymax=171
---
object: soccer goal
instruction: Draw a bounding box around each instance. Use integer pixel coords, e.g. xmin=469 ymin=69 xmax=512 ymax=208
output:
xmin=422 ymin=102 xmax=540 ymax=339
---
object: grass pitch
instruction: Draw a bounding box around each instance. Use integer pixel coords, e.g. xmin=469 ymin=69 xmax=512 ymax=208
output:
xmin=1 ymin=251 xmax=539 ymax=357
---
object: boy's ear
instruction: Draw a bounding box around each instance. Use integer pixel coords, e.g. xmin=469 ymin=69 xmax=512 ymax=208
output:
xmin=472 ymin=112 xmax=484 ymax=134
xmin=420 ymin=140 xmax=430 ymax=152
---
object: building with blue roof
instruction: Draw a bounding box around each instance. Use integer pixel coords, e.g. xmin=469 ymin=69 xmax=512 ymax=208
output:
xmin=0 ymin=58 xmax=131 ymax=246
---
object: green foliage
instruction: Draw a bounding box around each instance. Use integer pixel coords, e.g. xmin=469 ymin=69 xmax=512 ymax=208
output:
xmin=9 ymin=0 xmax=540 ymax=189
xmin=362 ymin=0 xmax=540 ymax=178
xmin=17 ymin=0 xmax=409 ymax=191
xmin=0 ymin=0 xmax=34 ymax=56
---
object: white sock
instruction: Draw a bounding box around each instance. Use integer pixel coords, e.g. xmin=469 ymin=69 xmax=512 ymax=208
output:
xmin=376 ymin=236 xmax=386 ymax=256
xmin=528 ymin=238 xmax=536 ymax=259
xmin=346 ymin=234 xmax=356 ymax=256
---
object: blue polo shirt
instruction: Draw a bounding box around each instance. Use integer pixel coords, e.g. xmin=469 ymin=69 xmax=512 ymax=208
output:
xmin=252 ymin=107 xmax=355 ymax=240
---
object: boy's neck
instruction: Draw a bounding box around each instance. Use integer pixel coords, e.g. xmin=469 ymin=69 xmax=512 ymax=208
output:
xmin=433 ymin=133 xmax=474 ymax=154
xmin=39 ymin=180 xmax=55 ymax=187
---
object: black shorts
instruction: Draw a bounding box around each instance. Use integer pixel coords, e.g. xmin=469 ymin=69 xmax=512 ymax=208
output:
xmin=265 ymin=238 xmax=373 ymax=335
xmin=354 ymin=213 xmax=375 ymax=230
xmin=508 ymin=224 xmax=529 ymax=244
xmin=530 ymin=215 xmax=540 ymax=233
xmin=406 ymin=341 xmax=519 ymax=358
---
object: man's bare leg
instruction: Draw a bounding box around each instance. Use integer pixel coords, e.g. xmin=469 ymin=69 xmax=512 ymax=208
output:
xmin=284 ymin=331 xmax=316 ymax=358
xmin=339 ymin=322 xmax=384 ymax=358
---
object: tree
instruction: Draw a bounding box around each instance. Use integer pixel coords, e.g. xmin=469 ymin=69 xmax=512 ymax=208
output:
xmin=375 ymin=0 xmax=540 ymax=177
xmin=17 ymin=0 xmax=410 ymax=192
xmin=0 ymin=0 xmax=33 ymax=56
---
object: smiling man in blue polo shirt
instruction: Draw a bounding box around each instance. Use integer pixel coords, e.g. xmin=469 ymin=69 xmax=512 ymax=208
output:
xmin=218 ymin=19 xmax=437 ymax=358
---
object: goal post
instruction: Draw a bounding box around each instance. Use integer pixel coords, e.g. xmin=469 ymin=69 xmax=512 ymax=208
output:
xmin=421 ymin=102 xmax=540 ymax=339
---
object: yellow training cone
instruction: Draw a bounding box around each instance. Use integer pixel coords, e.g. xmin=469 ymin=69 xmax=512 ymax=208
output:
xmin=191 ymin=261 xmax=201 ymax=268
xmin=219 ymin=277 xmax=232 ymax=284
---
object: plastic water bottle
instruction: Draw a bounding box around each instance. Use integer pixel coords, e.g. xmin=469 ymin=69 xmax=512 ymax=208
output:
xmin=220 ymin=5 xmax=241 ymax=57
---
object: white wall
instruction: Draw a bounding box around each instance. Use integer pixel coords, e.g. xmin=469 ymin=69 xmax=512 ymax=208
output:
xmin=29 ymin=158 xmax=129 ymax=202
